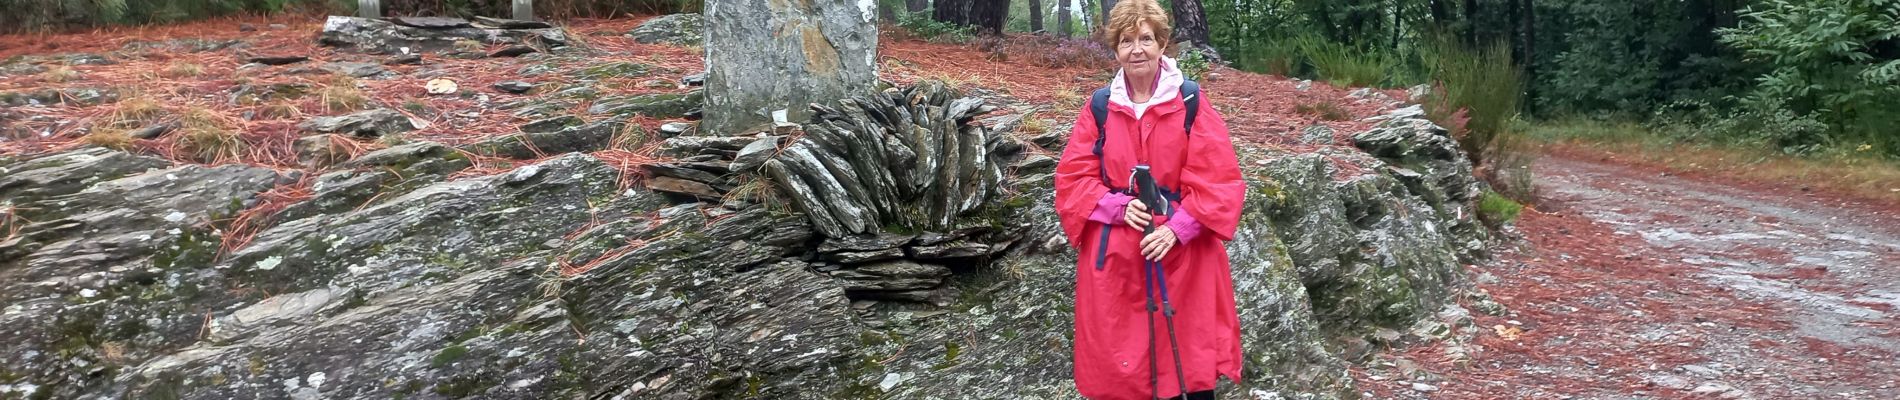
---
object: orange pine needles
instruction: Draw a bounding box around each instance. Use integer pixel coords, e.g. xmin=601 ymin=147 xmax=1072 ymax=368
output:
xmin=216 ymin=174 xmax=315 ymax=258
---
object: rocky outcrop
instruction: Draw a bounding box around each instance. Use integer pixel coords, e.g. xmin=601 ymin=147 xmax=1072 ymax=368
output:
xmin=0 ymin=82 xmax=1495 ymax=399
xmin=703 ymin=0 xmax=879 ymax=134
xmin=1353 ymin=105 xmax=1488 ymax=259
xmin=318 ymin=16 xmax=571 ymax=55
xmin=627 ymin=13 xmax=703 ymax=46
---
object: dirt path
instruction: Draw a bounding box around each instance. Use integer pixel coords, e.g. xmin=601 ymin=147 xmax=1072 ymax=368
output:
xmin=1357 ymin=151 xmax=1900 ymax=399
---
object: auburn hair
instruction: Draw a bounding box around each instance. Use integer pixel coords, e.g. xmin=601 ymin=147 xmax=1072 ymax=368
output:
xmin=1104 ymin=0 xmax=1173 ymax=52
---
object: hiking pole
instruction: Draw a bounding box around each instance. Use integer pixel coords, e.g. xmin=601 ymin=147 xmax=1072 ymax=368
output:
xmin=1149 ymin=259 xmax=1188 ymax=399
xmin=1143 ymin=244 xmax=1160 ymax=399
xmin=1133 ymin=165 xmax=1190 ymax=399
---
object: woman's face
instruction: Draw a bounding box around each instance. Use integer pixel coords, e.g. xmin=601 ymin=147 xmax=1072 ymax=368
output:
xmin=1116 ymin=23 xmax=1164 ymax=79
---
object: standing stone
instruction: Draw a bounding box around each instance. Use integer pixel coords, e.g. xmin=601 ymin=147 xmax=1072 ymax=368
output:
xmin=357 ymin=0 xmax=381 ymax=18
xmin=704 ymin=0 xmax=878 ymax=136
xmin=514 ymin=0 xmax=535 ymax=21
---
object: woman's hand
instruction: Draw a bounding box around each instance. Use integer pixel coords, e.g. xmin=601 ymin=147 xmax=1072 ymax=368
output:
xmin=1123 ymin=199 xmax=1152 ymax=230
xmin=1141 ymin=226 xmax=1177 ymax=261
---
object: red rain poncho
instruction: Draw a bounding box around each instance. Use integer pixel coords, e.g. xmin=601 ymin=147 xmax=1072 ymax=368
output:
xmin=1053 ymin=57 xmax=1247 ymax=399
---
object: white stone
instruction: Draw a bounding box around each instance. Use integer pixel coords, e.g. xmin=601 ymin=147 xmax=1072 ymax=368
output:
xmin=877 ymin=373 xmax=903 ymax=391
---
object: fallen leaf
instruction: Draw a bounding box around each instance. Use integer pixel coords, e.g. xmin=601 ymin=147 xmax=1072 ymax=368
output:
xmin=426 ymin=78 xmax=458 ymax=95
xmin=1493 ymin=324 xmax=1522 ymax=341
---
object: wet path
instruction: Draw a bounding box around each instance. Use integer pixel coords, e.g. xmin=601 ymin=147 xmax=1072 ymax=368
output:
xmin=1359 ymin=152 xmax=1900 ymax=399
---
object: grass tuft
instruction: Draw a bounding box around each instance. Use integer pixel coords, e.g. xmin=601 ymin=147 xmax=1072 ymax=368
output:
xmin=161 ymin=62 xmax=203 ymax=78
xmin=111 ymin=95 xmax=167 ymax=126
xmin=1293 ymin=101 xmax=1351 ymax=121
xmin=41 ymin=66 xmax=79 ymax=83
xmin=1019 ymin=115 xmax=1049 ymax=135
xmin=453 ymin=39 xmax=483 ymax=53
xmin=608 ymin=123 xmax=651 ymax=152
xmin=255 ymin=101 xmax=301 ymax=120
xmin=723 ymin=174 xmax=792 ymax=214
xmin=317 ymin=76 xmax=369 ymax=113
xmin=82 ymin=128 xmax=137 ymax=150
xmin=1297 ymin=36 xmax=1396 ymax=88
xmin=176 ymin=107 xmax=242 ymax=163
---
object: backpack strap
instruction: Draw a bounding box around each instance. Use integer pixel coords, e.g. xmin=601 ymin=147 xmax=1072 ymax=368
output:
xmin=1088 ymin=87 xmax=1114 ymax=188
xmin=1180 ymin=79 xmax=1201 ymax=133
xmin=1089 ymin=87 xmax=1113 ymax=159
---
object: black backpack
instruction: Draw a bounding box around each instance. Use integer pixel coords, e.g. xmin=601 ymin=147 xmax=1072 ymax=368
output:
xmin=1084 ymin=81 xmax=1201 ymax=270
xmin=1085 ymin=79 xmax=1202 ymax=187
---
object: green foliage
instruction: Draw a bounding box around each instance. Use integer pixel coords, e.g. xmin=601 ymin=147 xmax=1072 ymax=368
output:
xmin=1649 ymin=98 xmax=1833 ymax=154
xmin=1176 ymin=47 xmax=1213 ymax=81
xmin=1717 ymin=0 xmax=1900 ymax=155
xmin=1476 ymin=190 xmax=1522 ymax=227
xmin=897 ymin=10 xmax=976 ymax=43
xmin=1532 ymin=1 xmax=1676 ymax=114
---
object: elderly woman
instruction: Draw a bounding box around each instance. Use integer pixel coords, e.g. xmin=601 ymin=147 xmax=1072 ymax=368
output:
xmin=1051 ymin=0 xmax=1246 ymax=399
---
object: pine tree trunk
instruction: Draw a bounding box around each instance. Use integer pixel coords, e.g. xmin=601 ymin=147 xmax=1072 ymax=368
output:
xmin=1430 ymin=0 xmax=1449 ymax=27
xmin=1170 ymin=0 xmax=1211 ymax=49
xmin=1029 ymin=0 xmax=1043 ymax=34
xmin=1058 ymin=0 xmax=1072 ymax=38
xmin=1507 ymin=0 xmax=1521 ymax=60
xmin=975 ymin=0 xmax=1008 ymax=34
xmin=908 ymin=0 xmax=927 ymax=13
xmin=1463 ymin=0 xmax=1478 ymax=45
xmin=1521 ymin=0 xmax=1536 ymax=115
xmin=1392 ymin=0 xmax=1403 ymax=50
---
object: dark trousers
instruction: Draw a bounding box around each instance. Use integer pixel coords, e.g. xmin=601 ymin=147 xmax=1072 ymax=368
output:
xmin=1170 ymin=390 xmax=1215 ymax=400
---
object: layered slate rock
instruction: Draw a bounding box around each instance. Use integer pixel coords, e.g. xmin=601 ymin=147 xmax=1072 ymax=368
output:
xmin=462 ymin=118 xmax=621 ymax=159
xmin=318 ymin=16 xmax=570 ymax=54
xmin=297 ymin=108 xmax=420 ymax=138
xmin=763 ymin=81 xmax=1007 ymax=238
xmin=0 ymin=151 xmax=289 ymax=399
xmin=586 ymin=90 xmax=702 ymax=119
xmin=703 ymin=0 xmax=878 ymax=134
